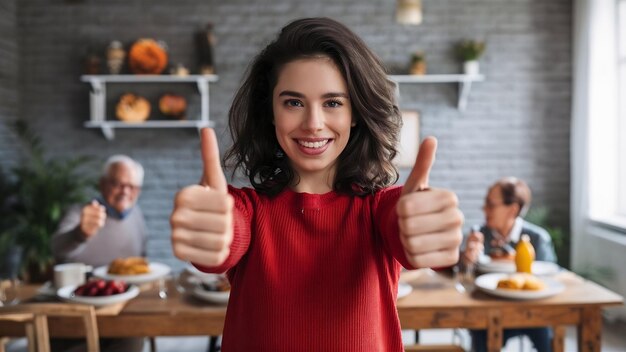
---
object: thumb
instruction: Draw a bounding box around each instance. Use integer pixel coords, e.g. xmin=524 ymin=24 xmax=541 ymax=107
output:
xmin=90 ymin=200 xmax=104 ymax=211
xmin=401 ymin=136 xmax=437 ymax=195
xmin=200 ymin=128 xmax=228 ymax=192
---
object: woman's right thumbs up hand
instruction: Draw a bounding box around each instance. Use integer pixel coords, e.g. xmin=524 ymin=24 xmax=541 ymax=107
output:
xmin=170 ymin=128 xmax=234 ymax=267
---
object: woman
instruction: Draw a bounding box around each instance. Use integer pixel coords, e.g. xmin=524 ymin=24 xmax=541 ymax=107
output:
xmin=170 ymin=17 xmax=463 ymax=351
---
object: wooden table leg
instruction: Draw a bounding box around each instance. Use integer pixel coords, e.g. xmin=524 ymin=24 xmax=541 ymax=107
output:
xmin=578 ymin=307 xmax=602 ymax=352
xmin=487 ymin=310 xmax=503 ymax=352
xmin=552 ymin=325 xmax=566 ymax=352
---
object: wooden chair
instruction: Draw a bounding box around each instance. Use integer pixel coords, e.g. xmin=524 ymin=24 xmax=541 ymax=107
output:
xmin=0 ymin=303 xmax=100 ymax=352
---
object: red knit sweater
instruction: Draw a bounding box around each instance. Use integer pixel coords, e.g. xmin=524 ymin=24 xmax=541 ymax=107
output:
xmin=196 ymin=185 xmax=413 ymax=351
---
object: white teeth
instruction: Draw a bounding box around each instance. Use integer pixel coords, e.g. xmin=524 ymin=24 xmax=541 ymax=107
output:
xmin=298 ymin=139 xmax=329 ymax=148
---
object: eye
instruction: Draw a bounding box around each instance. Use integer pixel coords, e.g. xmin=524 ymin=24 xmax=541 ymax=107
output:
xmin=324 ymin=99 xmax=343 ymax=108
xmin=284 ymin=99 xmax=303 ymax=108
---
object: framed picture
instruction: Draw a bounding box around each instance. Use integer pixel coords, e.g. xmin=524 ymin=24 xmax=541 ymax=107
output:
xmin=395 ymin=111 xmax=420 ymax=168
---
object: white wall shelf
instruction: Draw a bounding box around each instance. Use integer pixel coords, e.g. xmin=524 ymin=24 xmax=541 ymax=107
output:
xmin=388 ymin=74 xmax=485 ymax=111
xmin=81 ymin=74 xmax=219 ymax=140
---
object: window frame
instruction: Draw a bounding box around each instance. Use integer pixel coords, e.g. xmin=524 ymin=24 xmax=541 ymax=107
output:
xmin=617 ymin=0 xmax=626 ymax=219
xmin=587 ymin=0 xmax=626 ymax=231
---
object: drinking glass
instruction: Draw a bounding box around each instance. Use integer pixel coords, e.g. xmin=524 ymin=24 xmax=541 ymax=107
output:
xmin=454 ymin=262 xmax=475 ymax=293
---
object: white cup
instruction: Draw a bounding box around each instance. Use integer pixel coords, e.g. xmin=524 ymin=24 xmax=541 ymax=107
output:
xmin=53 ymin=263 xmax=93 ymax=289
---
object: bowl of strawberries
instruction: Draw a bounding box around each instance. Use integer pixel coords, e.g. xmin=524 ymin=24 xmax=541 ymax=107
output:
xmin=57 ymin=278 xmax=139 ymax=307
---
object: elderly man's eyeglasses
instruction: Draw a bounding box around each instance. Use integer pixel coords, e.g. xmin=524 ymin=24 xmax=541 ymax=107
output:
xmin=108 ymin=180 xmax=140 ymax=191
xmin=483 ymin=200 xmax=507 ymax=209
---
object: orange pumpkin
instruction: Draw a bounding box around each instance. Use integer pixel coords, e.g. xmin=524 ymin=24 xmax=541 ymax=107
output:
xmin=128 ymin=39 xmax=168 ymax=75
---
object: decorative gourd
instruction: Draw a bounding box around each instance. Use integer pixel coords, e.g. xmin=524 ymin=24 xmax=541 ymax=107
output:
xmin=159 ymin=94 xmax=187 ymax=119
xmin=515 ymin=234 xmax=535 ymax=273
xmin=116 ymin=93 xmax=151 ymax=123
xmin=128 ymin=39 xmax=168 ymax=75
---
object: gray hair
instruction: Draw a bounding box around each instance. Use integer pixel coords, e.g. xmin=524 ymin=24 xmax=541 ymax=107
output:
xmin=102 ymin=155 xmax=144 ymax=186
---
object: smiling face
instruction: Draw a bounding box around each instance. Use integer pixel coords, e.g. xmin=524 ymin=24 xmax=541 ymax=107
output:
xmin=99 ymin=163 xmax=141 ymax=213
xmin=272 ymin=57 xmax=353 ymax=191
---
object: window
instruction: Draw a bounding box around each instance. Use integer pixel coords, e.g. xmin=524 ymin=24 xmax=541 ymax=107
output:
xmin=588 ymin=0 xmax=626 ymax=230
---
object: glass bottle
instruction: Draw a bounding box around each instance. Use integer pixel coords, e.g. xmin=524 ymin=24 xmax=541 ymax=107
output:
xmin=515 ymin=234 xmax=535 ymax=273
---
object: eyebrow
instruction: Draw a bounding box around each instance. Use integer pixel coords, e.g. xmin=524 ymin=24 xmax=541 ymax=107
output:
xmin=278 ymin=90 xmax=349 ymax=99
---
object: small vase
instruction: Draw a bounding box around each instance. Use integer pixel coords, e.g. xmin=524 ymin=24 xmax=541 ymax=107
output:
xmin=107 ymin=40 xmax=126 ymax=75
xmin=463 ymin=60 xmax=480 ymax=75
xmin=196 ymin=22 xmax=216 ymax=75
xmin=410 ymin=61 xmax=426 ymax=75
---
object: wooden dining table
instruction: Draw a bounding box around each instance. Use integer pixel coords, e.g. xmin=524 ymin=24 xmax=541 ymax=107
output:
xmin=0 ymin=269 xmax=622 ymax=352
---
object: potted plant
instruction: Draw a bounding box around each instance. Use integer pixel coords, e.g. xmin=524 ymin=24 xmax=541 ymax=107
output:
xmin=409 ymin=51 xmax=426 ymax=75
xmin=0 ymin=121 xmax=95 ymax=282
xmin=455 ymin=39 xmax=485 ymax=75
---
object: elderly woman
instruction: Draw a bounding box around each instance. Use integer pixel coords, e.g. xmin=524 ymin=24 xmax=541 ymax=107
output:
xmin=461 ymin=177 xmax=556 ymax=352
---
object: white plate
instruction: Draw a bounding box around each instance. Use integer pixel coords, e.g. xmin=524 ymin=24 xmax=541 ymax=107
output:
xmin=475 ymin=273 xmax=565 ymax=300
xmin=192 ymin=286 xmax=230 ymax=304
xmin=477 ymin=259 xmax=560 ymax=276
xmin=57 ymin=284 xmax=140 ymax=307
xmin=37 ymin=281 xmax=57 ymax=296
xmin=185 ymin=263 xmax=222 ymax=283
xmin=397 ymin=283 xmax=413 ymax=300
xmin=93 ymin=262 xmax=171 ymax=284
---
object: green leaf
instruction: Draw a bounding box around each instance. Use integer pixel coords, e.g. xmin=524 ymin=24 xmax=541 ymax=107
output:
xmin=1 ymin=120 xmax=97 ymax=280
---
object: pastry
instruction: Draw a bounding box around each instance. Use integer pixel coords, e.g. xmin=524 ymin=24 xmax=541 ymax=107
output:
xmin=108 ymin=257 xmax=150 ymax=275
xmin=496 ymin=273 xmax=545 ymax=291
xmin=496 ymin=274 xmax=525 ymax=290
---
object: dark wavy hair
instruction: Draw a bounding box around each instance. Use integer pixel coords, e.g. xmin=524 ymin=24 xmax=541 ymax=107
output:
xmin=224 ymin=17 xmax=401 ymax=196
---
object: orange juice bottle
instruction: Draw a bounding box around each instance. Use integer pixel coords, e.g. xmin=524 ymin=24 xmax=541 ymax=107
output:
xmin=515 ymin=234 xmax=535 ymax=273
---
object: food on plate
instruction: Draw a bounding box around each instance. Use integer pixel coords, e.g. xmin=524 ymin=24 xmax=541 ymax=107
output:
xmin=496 ymin=273 xmax=545 ymax=291
xmin=74 ymin=279 xmax=128 ymax=297
xmin=521 ymin=275 xmax=545 ymax=291
xmin=201 ymin=276 xmax=231 ymax=292
xmin=116 ymin=93 xmax=151 ymax=123
xmin=489 ymin=244 xmax=516 ymax=261
xmin=496 ymin=274 xmax=525 ymax=289
xmin=108 ymin=257 xmax=150 ymax=275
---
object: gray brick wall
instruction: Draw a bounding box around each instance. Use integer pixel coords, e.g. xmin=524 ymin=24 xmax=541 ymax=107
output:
xmin=6 ymin=0 xmax=571 ymax=269
xmin=0 ymin=0 xmax=19 ymax=168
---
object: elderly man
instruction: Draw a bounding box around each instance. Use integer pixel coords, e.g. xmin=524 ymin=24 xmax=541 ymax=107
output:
xmin=52 ymin=154 xmax=146 ymax=266
xmin=51 ymin=154 xmax=146 ymax=352
xmin=460 ymin=177 xmax=556 ymax=352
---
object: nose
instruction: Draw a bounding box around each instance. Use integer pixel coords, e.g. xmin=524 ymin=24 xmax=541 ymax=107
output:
xmin=302 ymin=106 xmax=324 ymax=131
